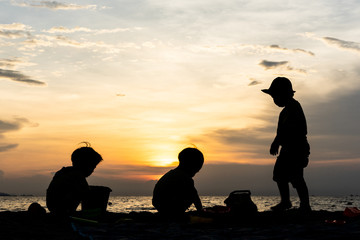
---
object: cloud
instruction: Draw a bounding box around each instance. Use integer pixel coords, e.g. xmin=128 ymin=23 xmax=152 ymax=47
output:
xmin=11 ymin=1 xmax=97 ymax=10
xmin=0 ymin=68 xmax=46 ymax=86
xmin=0 ymin=174 xmax=50 ymax=195
xmin=0 ymin=58 xmax=22 ymax=68
xmin=0 ymin=117 xmax=38 ymax=134
xmin=0 ymin=119 xmax=23 ymax=133
xmin=0 ymin=23 xmax=29 ymax=31
xmin=44 ymin=26 xmax=140 ymax=34
xmin=18 ymin=34 xmax=124 ymax=53
xmin=259 ymin=60 xmax=306 ymax=73
xmin=188 ymin=44 xmax=315 ymax=58
xmin=0 ymin=25 xmax=29 ymax=40
xmin=190 ymin=86 xmax=360 ymax=163
xmin=208 ymin=128 xmax=272 ymax=147
xmin=0 ymin=117 xmax=38 ymax=153
xmin=322 ymin=37 xmax=360 ymax=53
xmin=248 ymin=79 xmax=261 ymax=86
xmin=259 ymin=60 xmax=288 ymax=70
xmin=187 ymin=127 xmax=274 ymax=161
xmin=0 ymin=58 xmax=34 ymax=69
xmin=269 ymin=45 xmax=315 ymax=56
xmin=0 ymin=30 xmax=28 ymax=39
xmin=305 ymin=88 xmax=360 ymax=161
xmin=0 ymin=23 xmax=33 ymax=39
xmin=0 ymin=144 xmax=19 ymax=152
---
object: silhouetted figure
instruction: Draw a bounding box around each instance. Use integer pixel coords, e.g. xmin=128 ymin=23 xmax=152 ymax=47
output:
xmin=46 ymin=143 xmax=103 ymax=216
xmin=152 ymin=147 xmax=204 ymax=219
xmin=262 ymin=77 xmax=311 ymax=212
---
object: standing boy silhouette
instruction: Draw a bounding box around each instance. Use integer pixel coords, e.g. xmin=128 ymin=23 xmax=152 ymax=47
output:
xmin=262 ymin=77 xmax=311 ymax=212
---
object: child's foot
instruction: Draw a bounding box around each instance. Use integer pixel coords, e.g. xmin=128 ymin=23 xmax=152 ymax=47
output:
xmin=298 ymin=203 xmax=312 ymax=213
xmin=271 ymin=202 xmax=292 ymax=211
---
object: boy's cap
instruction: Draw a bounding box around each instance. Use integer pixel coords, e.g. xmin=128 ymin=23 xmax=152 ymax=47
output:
xmin=262 ymin=77 xmax=295 ymax=95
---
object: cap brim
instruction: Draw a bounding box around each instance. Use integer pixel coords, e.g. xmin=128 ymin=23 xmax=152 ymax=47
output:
xmin=261 ymin=89 xmax=271 ymax=94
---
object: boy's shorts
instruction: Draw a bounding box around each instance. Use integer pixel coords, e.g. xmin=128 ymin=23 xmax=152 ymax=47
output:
xmin=273 ymin=154 xmax=308 ymax=188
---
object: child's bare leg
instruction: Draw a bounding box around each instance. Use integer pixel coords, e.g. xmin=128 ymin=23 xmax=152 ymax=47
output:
xmin=271 ymin=181 xmax=292 ymax=211
xmin=295 ymin=178 xmax=311 ymax=211
xmin=278 ymin=181 xmax=291 ymax=204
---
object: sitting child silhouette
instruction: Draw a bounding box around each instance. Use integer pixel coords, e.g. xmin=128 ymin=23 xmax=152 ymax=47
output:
xmin=262 ymin=77 xmax=311 ymax=212
xmin=152 ymin=147 xmax=204 ymax=219
xmin=46 ymin=142 xmax=103 ymax=216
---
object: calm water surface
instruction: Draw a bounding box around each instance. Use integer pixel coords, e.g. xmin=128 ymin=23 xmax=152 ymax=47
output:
xmin=1 ymin=195 xmax=359 ymax=213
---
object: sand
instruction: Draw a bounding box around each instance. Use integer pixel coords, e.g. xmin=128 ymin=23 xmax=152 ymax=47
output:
xmin=1 ymin=209 xmax=360 ymax=240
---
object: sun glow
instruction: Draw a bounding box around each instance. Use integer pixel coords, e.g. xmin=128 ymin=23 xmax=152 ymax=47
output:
xmin=150 ymin=157 xmax=178 ymax=167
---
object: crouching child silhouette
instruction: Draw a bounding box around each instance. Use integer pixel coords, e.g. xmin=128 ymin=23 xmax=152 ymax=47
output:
xmin=262 ymin=77 xmax=311 ymax=212
xmin=152 ymin=147 xmax=204 ymax=219
xmin=46 ymin=142 xmax=103 ymax=216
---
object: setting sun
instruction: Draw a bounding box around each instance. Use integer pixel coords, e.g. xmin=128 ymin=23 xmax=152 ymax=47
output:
xmin=149 ymin=157 xmax=178 ymax=167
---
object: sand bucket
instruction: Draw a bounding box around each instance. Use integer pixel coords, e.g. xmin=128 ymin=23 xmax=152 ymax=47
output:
xmin=224 ymin=190 xmax=258 ymax=215
xmin=82 ymin=186 xmax=112 ymax=212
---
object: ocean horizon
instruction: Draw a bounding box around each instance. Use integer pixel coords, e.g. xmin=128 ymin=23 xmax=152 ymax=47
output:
xmin=1 ymin=195 xmax=359 ymax=213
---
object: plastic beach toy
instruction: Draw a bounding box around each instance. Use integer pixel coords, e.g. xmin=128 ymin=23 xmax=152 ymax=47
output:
xmin=82 ymin=186 xmax=112 ymax=213
xmin=343 ymin=207 xmax=360 ymax=218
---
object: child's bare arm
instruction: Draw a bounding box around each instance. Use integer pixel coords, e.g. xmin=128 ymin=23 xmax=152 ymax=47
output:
xmin=194 ymin=193 xmax=203 ymax=211
xmin=270 ymin=136 xmax=280 ymax=155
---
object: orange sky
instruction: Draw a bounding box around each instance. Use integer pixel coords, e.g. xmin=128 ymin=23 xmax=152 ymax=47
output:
xmin=1 ymin=1 xmax=360 ymax=195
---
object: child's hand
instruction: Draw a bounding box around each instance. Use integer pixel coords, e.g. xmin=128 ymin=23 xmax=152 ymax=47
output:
xmin=270 ymin=142 xmax=279 ymax=155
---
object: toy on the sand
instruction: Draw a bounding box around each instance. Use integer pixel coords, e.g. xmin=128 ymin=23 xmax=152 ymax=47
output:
xmin=82 ymin=186 xmax=112 ymax=213
xmin=344 ymin=207 xmax=360 ymax=218
xmin=224 ymin=190 xmax=258 ymax=215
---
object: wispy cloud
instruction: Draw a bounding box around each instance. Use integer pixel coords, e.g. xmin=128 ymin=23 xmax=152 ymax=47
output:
xmin=302 ymin=33 xmax=360 ymax=54
xmin=0 ymin=58 xmax=23 ymax=69
xmin=188 ymin=44 xmax=315 ymax=57
xmin=0 ymin=68 xmax=46 ymax=86
xmin=0 ymin=144 xmax=19 ymax=152
xmin=44 ymin=26 xmax=141 ymax=34
xmin=0 ymin=58 xmax=35 ymax=69
xmin=0 ymin=30 xmax=29 ymax=39
xmin=269 ymin=45 xmax=315 ymax=56
xmin=0 ymin=119 xmax=23 ymax=133
xmin=259 ymin=60 xmax=288 ymax=69
xmin=0 ymin=117 xmax=38 ymax=152
xmin=248 ymin=80 xmax=261 ymax=86
xmin=0 ymin=23 xmax=32 ymax=39
xmin=0 ymin=23 xmax=29 ymax=31
xmin=322 ymin=37 xmax=360 ymax=53
xmin=12 ymin=1 xmax=97 ymax=10
xmin=259 ymin=60 xmax=306 ymax=73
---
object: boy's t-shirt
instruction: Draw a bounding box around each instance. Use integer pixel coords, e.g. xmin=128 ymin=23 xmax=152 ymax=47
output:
xmin=277 ymin=98 xmax=310 ymax=157
xmin=46 ymin=166 xmax=89 ymax=215
xmin=152 ymin=167 xmax=198 ymax=215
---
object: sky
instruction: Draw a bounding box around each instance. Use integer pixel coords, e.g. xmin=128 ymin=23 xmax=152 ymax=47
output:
xmin=1 ymin=0 xmax=360 ymax=196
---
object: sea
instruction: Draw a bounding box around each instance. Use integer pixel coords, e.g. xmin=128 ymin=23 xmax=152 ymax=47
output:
xmin=1 ymin=195 xmax=360 ymax=213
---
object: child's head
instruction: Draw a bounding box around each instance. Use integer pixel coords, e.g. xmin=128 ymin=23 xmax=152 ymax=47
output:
xmin=71 ymin=142 xmax=102 ymax=177
xmin=262 ymin=77 xmax=295 ymax=107
xmin=178 ymin=147 xmax=204 ymax=177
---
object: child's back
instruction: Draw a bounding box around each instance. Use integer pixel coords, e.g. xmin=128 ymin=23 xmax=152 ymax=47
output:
xmin=153 ymin=167 xmax=197 ymax=216
xmin=152 ymin=147 xmax=204 ymax=218
xmin=46 ymin=166 xmax=89 ymax=215
xmin=46 ymin=144 xmax=102 ymax=215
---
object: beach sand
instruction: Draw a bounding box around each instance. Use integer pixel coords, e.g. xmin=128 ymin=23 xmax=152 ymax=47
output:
xmin=1 ymin=209 xmax=360 ymax=239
